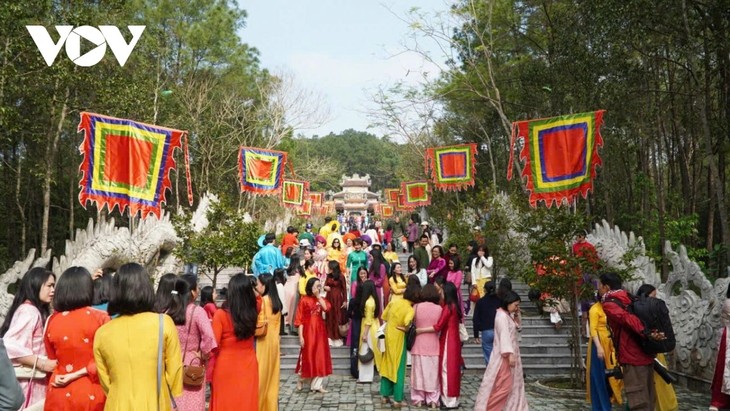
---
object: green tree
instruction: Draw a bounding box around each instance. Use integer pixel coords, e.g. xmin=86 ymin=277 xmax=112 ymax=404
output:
xmin=174 ymin=201 xmax=261 ymax=289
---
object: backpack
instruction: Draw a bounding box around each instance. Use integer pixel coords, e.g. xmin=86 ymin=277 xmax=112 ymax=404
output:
xmin=605 ymin=294 xmax=675 ymax=355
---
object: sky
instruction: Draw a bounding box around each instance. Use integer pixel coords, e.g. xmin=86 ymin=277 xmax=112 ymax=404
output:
xmin=240 ymin=0 xmax=452 ymax=137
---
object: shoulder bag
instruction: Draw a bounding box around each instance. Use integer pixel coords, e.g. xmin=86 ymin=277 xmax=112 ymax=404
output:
xmin=157 ymin=314 xmax=178 ymax=411
xmin=255 ymin=297 xmax=268 ymax=338
xmin=405 ymin=305 xmax=418 ymax=351
xmin=182 ymin=307 xmax=205 ymax=387
xmin=15 ymin=314 xmax=50 ymax=381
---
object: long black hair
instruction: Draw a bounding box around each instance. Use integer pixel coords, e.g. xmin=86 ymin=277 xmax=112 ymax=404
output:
xmin=54 ymin=266 xmax=93 ymax=312
xmin=200 ymin=286 xmax=214 ymax=307
xmin=500 ymin=290 xmax=521 ymax=310
xmin=166 ymin=278 xmax=191 ymax=325
xmin=636 ymin=284 xmax=656 ymax=298
xmin=258 ymin=273 xmax=283 ymax=314
xmin=305 ymin=277 xmax=320 ymax=297
xmin=404 ymin=275 xmax=422 ymax=302
xmin=92 ymin=273 xmax=113 ymax=306
xmin=359 ymin=280 xmax=380 ymax=318
xmin=0 ymin=267 xmax=55 ymax=337
xmin=287 ymin=253 xmax=304 ymax=277
xmin=442 ymin=281 xmax=463 ymax=321
xmin=153 ymin=273 xmax=177 ymax=313
xmin=369 ymin=249 xmax=386 ymax=279
xmin=327 ymin=260 xmax=343 ymax=281
xmin=227 ymin=274 xmax=258 ymax=340
xmin=496 ymin=278 xmax=513 ymax=300
xmin=107 ymin=263 xmax=155 ymax=317
xmin=407 ymin=255 xmax=420 ymax=272
xmin=389 ymin=262 xmax=406 ymax=285
xmin=273 ymin=268 xmax=287 ymax=286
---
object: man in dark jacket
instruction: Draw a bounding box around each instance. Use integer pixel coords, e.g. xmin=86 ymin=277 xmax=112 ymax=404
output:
xmin=413 ymin=234 xmax=430 ymax=272
xmin=472 ymin=281 xmax=501 ymax=364
xmin=600 ymin=272 xmax=665 ymax=411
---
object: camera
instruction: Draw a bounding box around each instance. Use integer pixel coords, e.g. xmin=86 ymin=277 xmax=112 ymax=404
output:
xmin=605 ymin=367 xmax=623 ymax=380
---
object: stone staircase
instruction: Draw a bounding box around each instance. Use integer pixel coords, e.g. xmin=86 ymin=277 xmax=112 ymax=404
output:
xmin=278 ymin=253 xmax=578 ymax=377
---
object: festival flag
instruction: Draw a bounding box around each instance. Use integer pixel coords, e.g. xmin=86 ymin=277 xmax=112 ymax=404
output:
xmin=78 ymin=112 xmax=192 ymax=218
xmin=384 ymin=188 xmax=400 ymax=204
xmin=381 ymin=204 xmax=394 ymax=217
xmin=323 ymin=200 xmax=335 ymax=214
xmin=508 ymin=111 xmax=605 ymax=208
xmin=401 ymin=181 xmax=431 ymax=207
xmin=282 ymin=179 xmax=309 ymax=207
xmin=425 ymin=143 xmax=478 ymax=191
xmin=309 ymin=192 xmax=323 ymax=207
xmin=395 ymin=193 xmax=414 ymax=211
xmin=296 ymin=200 xmax=313 ymax=217
xmin=238 ymin=146 xmax=287 ymax=196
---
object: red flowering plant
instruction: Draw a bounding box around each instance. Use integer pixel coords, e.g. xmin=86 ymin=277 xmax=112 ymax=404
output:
xmin=519 ymin=208 xmax=603 ymax=388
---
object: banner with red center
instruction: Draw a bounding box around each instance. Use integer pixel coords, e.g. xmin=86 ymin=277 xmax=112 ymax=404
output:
xmin=425 ymin=143 xmax=477 ymax=191
xmin=296 ymin=200 xmax=313 ymax=217
xmin=401 ymin=181 xmax=430 ymax=207
xmin=309 ymin=192 xmax=323 ymax=207
xmin=78 ymin=112 xmax=192 ymax=218
xmin=282 ymin=180 xmax=309 ymax=207
xmin=384 ymin=188 xmax=400 ymax=204
xmin=381 ymin=204 xmax=394 ymax=217
xmin=395 ymin=193 xmax=414 ymax=211
xmin=508 ymin=111 xmax=604 ymax=208
xmin=238 ymin=146 xmax=287 ymax=196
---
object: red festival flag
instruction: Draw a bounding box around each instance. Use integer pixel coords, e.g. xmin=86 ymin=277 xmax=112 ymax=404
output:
xmin=381 ymin=204 xmax=394 ymax=217
xmin=425 ymin=143 xmax=477 ymax=191
xmin=297 ymin=200 xmax=313 ymax=217
xmin=238 ymin=146 xmax=287 ymax=196
xmin=401 ymin=181 xmax=431 ymax=207
xmin=384 ymin=188 xmax=400 ymax=204
xmin=77 ymin=112 xmax=192 ymax=218
xmin=508 ymin=111 xmax=605 ymax=208
xmin=309 ymin=192 xmax=323 ymax=207
xmin=282 ymin=180 xmax=309 ymax=207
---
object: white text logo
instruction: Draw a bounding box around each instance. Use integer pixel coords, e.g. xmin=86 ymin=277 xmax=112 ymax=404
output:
xmin=26 ymin=25 xmax=145 ymax=67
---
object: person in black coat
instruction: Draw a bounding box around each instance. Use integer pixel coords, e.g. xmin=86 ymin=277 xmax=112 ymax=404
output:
xmin=472 ymin=281 xmax=501 ymax=364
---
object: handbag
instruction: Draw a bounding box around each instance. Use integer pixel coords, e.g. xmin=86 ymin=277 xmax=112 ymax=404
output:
xmin=405 ymin=305 xmax=418 ymax=351
xmin=255 ymin=298 xmax=268 ymax=338
xmin=18 ymin=313 xmax=50 ymax=411
xmin=16 ymin=314 xmax=50 ymax=381
xmin=358 ymin=345 xmax=374 ymax=363
xmin=338 ymin=306 xmax=350 ymax=337
xmin=14 ymin=363 xmax=46 ymax=380
xmin=458 ymin=322 xmax=469 ymax=343
xmin=182 ymin=307 xmax=206 ymax=387
xmin=157 ymin=314 xmax=178 ymax=411
xmin=469 ymin=286 xmax=481 ymax=303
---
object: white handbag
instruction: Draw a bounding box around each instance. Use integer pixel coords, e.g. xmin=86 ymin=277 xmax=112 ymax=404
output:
xmin=458 ymin=323 xmax=469 ymax=343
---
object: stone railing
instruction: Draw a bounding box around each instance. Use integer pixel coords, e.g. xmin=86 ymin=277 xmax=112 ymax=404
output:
xmin=0 ymin=192 xmax=219 ymax=322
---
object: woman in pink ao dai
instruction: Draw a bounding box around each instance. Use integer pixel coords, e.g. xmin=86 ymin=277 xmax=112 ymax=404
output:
xmin=473 ymin=290 xmax=528 ymax=411
xmin=410 ymin=284 xmax=444 ymax=409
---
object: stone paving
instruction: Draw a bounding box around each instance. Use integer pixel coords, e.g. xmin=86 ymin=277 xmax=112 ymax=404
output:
xmin=277 ymin=373 xmax=710 ymax=410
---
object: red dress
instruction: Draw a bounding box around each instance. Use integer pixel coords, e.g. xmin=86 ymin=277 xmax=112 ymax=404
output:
xmin=210 ymin=307 xmax=259 ymax=411
xmin=295 ymin=296 xmax=332 ymax=378
xmin=324 ymin=276 xmax=347 ymax=340
xmin=44 ymin=307 xmax=110 ymax=411
xmin=433 ymin=304 xmax=464 ymax=397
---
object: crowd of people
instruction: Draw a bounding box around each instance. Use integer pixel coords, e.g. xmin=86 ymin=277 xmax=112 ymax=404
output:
xmin=0 ymin=215 xmax=720 ymax=411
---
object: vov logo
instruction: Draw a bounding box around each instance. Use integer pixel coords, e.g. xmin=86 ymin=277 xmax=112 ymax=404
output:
xmin=26 ymin=25 xmax=145 ymax=67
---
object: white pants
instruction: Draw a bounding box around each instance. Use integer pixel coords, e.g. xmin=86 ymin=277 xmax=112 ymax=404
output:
xmin=441 ymin=331 xmax=459 ymax=408
xmin=310 ymin=376 xmax=325 ymax=390
xmin=358 ymin=333 xmax=375 ymax=382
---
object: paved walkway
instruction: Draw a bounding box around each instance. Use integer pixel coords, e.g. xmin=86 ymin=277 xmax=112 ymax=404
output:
xmin=278 ymin=373 xmax=710 ymax=410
